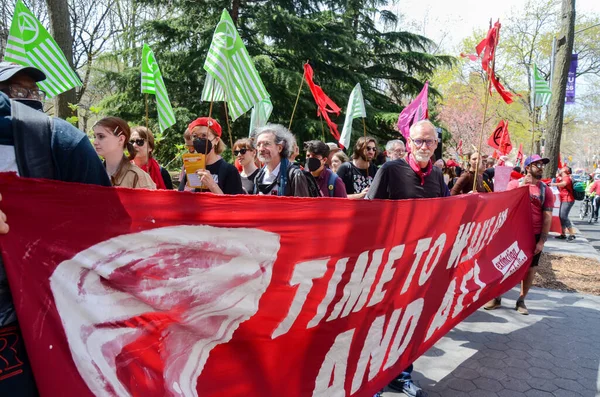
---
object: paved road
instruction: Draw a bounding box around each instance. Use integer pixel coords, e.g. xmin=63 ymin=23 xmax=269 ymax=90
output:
xmin=383 ymin=287 xmax=600 ymax=397
xmin=570 ymin=200 xmax=600 ymax=253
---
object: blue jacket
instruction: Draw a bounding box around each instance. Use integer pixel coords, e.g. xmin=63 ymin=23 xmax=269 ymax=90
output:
xmin=0 ymin=92 xmax=111 ymax=326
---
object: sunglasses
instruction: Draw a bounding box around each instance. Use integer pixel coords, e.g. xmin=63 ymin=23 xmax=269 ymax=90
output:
xmin=129 ymin=138 xmax=146 ymax=146
xmin=233 ymin=148 xmax=249 ymax=156
xmin=366 ymin=146 xmax=377 ymax=152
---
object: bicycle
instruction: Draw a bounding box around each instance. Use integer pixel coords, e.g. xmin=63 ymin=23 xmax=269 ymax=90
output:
xmin=587 ymin=194 xmax=597 ymax=224
xmin=580 ymin=195 xmax=592 ymax=220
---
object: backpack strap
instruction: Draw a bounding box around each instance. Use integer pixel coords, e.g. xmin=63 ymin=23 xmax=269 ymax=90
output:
xmin=538 ymin=180 xmax=549 ymax=210
xmin=10 ymin=99 xmax=55 ymax=179
xmin=327 ymin=171 xmax=338 ymax=197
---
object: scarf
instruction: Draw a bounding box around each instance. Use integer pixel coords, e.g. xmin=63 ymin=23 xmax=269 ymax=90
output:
xmin=140 ymin=157 xmax=166 ymax=189
xmin=408 ymin=154 xmax=432 ymax=186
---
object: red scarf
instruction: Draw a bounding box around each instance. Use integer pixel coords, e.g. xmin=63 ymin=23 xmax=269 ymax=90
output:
xmin=408 ymin=154 xmax=433 ymax=186
xmin=139 ymin=158 xmax=166 ymax=189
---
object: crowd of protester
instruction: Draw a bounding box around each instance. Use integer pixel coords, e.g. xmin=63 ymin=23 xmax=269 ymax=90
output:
xmin=0 ymin=62 xmax=580 ymax=397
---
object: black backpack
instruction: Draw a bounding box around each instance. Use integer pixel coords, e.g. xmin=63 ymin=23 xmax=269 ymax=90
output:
xmin=10 ymin=98 xmax=56 ymax=179
xmin=296 ymin=168 xmax=322 ymax=197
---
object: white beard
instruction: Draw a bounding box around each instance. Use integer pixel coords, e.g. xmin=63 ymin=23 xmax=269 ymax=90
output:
xmin=414 ymin=152 xmax=431 ymax=163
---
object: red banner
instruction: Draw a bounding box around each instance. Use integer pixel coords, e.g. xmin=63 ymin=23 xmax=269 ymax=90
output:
xmin=0 ymin=173 xmax=535 ymax=397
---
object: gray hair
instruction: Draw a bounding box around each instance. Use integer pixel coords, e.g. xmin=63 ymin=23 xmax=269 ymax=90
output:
xmin=409 ymin=120 xmax=437 ymax=140
xmin=253 ymin=123 xmax=295 ymax=159
xmin=386 ymin=139 xmax=405 ymax=152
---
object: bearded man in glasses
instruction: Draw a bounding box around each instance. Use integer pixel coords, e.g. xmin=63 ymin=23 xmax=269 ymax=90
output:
xmin=366 ymin=120 xmax=448 ymax=397
xmin=367 ymin=120 xmax=449 ymax=200
xmin=0 ymin=62 xmax=110 ymax=395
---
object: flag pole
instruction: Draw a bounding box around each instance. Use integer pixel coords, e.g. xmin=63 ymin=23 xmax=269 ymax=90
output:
xmin=223 ymin=95 xmax=234 ymax=151
xmin=473 ymin=23 xmax=499 ymax=193
xmin=208 ymin=78 xmax=216 ymax=119
xmin=145 ymin=93 xmax=149 ymax=128
xmin=530 ymin=106 xmax=537 ymax=154
xmin=320 ymin=115 xmax=325 ymax=141
xmin=289 ymin=62 xmax=308 ymax=130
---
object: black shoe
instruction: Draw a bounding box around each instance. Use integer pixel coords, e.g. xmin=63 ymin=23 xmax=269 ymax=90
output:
xmin=555 ymin=234 xmax=567 ymax=240
xmin=567 ymin=235 xmax=576 ymax=242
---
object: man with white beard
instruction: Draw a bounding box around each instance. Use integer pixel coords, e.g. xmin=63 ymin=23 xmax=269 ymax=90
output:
xmin=367 ymin=120 xmax=449 ymax=200
xmin=366 ymin=120 xmax=447 ymax=397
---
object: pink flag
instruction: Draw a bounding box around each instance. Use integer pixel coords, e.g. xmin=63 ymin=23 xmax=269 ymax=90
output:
xmin=397 ymin=82 xmax=429 ymax=143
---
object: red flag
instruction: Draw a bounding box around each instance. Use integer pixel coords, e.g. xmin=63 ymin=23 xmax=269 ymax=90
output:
xmin=558 ymin=154 xmax=563 ymax=169
xmin=397 ymin=82 xmax=429 ymax=143
xmin=303 ymin=63 xmax=341 ymax=140
xmin=460 ymin=52 xmax=479 ymax=62
xmin=516 ymin=143 xmax=523 ymax=166
xmin=498 ymin=124 xmax=513 ymax=155
xmin=487 ymin=120 xmax=509 ymax=151
xmin=492 ymin=150 xmax=500 ymax=159
xmin=475 ymin=21 xmax=513 ymax=104
xmin=457 ymin=139 xmax=463 ymax=156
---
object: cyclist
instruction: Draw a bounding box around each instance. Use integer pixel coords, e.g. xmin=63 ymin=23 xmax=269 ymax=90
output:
xmin=588 ymin=175 xmax=600 ymax=222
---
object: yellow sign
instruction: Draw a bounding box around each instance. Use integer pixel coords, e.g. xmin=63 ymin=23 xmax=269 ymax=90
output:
xmin=182 ymin=152 xmax=206 ymax=189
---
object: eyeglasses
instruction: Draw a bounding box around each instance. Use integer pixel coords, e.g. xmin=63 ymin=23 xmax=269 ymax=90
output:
xmin=366 ymin=146 xmax=377 ymax=152
xmin=233 ymin=148 xmax=248 ymax=156
xmin=531 ymin=162 xmax=545 ymax=169
xmin=129 ymin=138 xmax=146 ymax=146
xmin=0 ymin=84 xmax=46 ymax=101
xmin=411 ymin=139 xmax=436 ymax=148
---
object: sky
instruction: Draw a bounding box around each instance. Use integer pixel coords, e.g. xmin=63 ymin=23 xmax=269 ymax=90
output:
xmin=387 ymin=0 xmax=600 ymax=52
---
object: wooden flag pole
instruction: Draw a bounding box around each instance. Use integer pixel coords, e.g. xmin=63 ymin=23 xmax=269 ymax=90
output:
xmin=289 ymin=62 xmax=308 ymax=130
xmin=320 ymin=115 xmax=325 ymax=141
xmin=223 ymin=95 xmax=234 ymax=151
xmin=208 ymin=78 xmax=216 ymax=119
xmin=473 ymin=24 xmax=499 ymax=193
xmin=145 ymin=93 xmax=149 ymax=128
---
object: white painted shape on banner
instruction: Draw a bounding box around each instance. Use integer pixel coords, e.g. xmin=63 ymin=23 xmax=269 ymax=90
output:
xmin=50 ymin=225 xmax=280 ymax=397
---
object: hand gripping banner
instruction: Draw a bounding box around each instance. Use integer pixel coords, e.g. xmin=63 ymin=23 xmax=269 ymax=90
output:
xmin=0 ymin=172 xmax=535 ymax=397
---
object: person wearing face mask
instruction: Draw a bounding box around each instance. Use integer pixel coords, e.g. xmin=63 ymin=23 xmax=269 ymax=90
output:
xmin=0 ymin=62 xmax=110 ymax=396
xmin=304 ymin=140 xmax=347 ymax=198
xmin=450 ymin=151 xmax=488 ymax=195
xmin=93 ymin=117 xmax=156 ymax=189
xmin=485 ymin=155 xmax=553 ymax=315
xmin=130 ymin=126 xmax=173 ymax=189
xmin=232 ymin=138 xmax=260 ymax=194
xmin=178 ymin=117 xmax=243 ymax=195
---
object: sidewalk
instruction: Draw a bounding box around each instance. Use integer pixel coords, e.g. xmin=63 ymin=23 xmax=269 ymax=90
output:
xmin=382 ymin=227 xmax=600 ymax=397
xmin=382 ymin=287 xmax=600 ymax=397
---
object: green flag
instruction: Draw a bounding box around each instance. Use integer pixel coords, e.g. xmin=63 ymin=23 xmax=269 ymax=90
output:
xmin=248 ymin=98 xmax=273 ymax=136
xmin=202 ymin=9 xmax=269 ymax=121
xmin=339 ymin=83 xmax=367 ymax=149
xmin=533 ymin=64 xmax=551 ymax=108
xmin=4 ymin=0 xmax=81 ymax=98
xmin=141 ymin=44 xmax=176 ymax=132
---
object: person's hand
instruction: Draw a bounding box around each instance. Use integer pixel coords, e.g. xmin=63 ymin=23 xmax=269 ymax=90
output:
xmin=359 ymin=187 xmax=370 ymax=198
xmin=522 ymin=174 xmax=533 ymax=185
xmin=196 ymin=169 xmax=217 ymax=190
xmin=534 ymin=240 xmax=544 ymax=255
xmin=0 ymin=194 xmax=8 ymax=235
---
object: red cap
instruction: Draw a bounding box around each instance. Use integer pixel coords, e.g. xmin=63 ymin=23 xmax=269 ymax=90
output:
xmin=187 ymin=117 xmax=222 ymax=137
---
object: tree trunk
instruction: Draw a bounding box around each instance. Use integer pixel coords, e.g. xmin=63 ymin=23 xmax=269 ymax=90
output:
xmin=46 ymin=0 xmax=77 ymax=120
xmin=543 ymin=0 xmax=575 ymax=178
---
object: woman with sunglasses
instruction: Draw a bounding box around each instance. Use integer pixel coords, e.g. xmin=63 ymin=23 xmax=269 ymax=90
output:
xmin=178 ymin=117 xmax=243 ymax=195
xmin=92 ymin=117 xmax=156 ymax=189
xmin=232 ymin=138 xmax=259 ymax=194
xmin=129 ymin=126 xmax=173 ymax=189
xmin=450 ymin=151 xmax=488 ymax=195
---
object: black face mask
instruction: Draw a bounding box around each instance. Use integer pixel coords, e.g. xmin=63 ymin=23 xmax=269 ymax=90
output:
xmin=193 ymin=138 xmax=213 ymax=154
xmin=306 ymin=157 xmax=322 ymax=173
xmin=14 ymin=98 xmax=44 ymax=112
